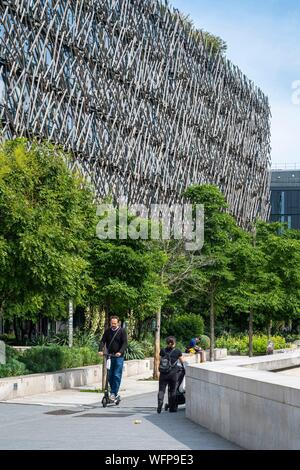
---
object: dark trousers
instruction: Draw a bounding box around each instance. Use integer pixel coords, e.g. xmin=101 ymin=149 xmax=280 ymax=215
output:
xmin=158 ymin=371 xmax=178 ymax=411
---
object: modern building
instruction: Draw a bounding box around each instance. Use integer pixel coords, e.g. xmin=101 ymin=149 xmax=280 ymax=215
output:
xmin=270 ymin=167 xmax=300 ymax=230
xmin=0 ymin=0 xmax=271 ymax=228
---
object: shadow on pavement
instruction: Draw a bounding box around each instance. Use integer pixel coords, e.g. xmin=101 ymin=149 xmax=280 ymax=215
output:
xmin=118 ymin=391 xmax=240 ymax=450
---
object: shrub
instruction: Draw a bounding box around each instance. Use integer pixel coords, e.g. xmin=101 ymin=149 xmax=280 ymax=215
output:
xmin=30 ymin=335 xmax=53 ymax=346
xmin=0 ymin=333 xmax=16 ymax=345
xmin=5 ymin=345 xmax=21 ymax=361
xmin=163 ymin=314 xmax=204 ymax=344
xmin=21 ymin=345 xmax=65 ymax=373
xmin=73 ymin=331 xmax=99 ymax=351
xmin=215 ymin=334 xmax=289 ymax=355
xmin=21 ymin=345 xmax=101 ymax=373
xmin=80 ymin=347 xmax=100 ymax=366
xmin=199 ymin=335 xmax=210 ymax=350
xmin=48 ymin=331 xmax=69 ymax=346
xmin=139 ymin=335 xmax=155 ymax=357
xmin=215 ymin=334 xmax=249 ymax=353
xmin=124 ymin=340 xmax=145 ymax=360
xmin=0 ymin=358 xmax=27 ymax=378
xmin=33 ymin=330 xmax=100 ymax=350
xmin=0 ymin=344 xmax=101 ymax=377
xmin=284 ymin=334 xmax=300 ymax=344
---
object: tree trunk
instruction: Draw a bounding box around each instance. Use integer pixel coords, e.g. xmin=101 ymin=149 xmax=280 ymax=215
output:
xmin=209 ymin=291 xmax=215 ymax=362
xmin=0 ymin=301 xmax=4 ymax=335
xmin=153 ymin=305 xmax=161 ymax=380
xmin=267 ymin=318 xmax=272 ymax=340
xmin=249 ymin=309 xmax=254 ymax=357
xmin=13 ymin=317 xmax=20 ymax=344
xmin=19 ymin=319 xmax=25 ymax=344
xmin=28 ymin=320 xmax=34 ymax=342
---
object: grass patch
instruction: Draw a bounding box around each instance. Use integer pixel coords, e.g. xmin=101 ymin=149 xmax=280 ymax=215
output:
xmin=79 ymin=388 xmax=103 ymax=393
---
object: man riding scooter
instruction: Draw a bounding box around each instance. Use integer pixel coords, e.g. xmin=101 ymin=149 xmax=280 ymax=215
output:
xmin=98 ymin=316 xmax=128 ymax=403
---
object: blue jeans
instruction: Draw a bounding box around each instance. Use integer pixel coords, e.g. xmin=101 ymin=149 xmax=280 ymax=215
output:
xmin=109 ymin=356 xmax=124 ymax=396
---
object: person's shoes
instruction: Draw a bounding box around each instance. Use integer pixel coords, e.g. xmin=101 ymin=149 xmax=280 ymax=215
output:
xmin=169 ymin=407 xmax=178 ymax=413
xmin=110 ymin=393 xmax=116 ymax=401
xmin=157 ymin=403 xmax=163 ymax=414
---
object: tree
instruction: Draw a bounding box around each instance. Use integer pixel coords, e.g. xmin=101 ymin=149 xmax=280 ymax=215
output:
xmin=256 ymin=222 xmax=300 ymax=334
xmin=0 ymin=138 xmax=95 ymax=341
xmin=184 ymin=184 xmax=238 ymax=361
xmin=225 ymin=227 xmax=283 ymax=356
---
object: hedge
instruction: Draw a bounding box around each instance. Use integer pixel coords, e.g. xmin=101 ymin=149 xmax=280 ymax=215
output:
xmin=163 ymin=314 xmax=204 ymax=344
xmin=215 ymin=334 xmax=288 ymax=355
xmin=0 ymin=345 xmax=101 ymax=378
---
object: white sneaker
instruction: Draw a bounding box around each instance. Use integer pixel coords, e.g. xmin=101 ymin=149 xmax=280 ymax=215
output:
xmin=110 ymin=393 xmax=116 ymax=401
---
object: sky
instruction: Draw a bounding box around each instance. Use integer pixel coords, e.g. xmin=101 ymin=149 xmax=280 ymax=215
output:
xmin=171 ymin=0 xmax=300 ymax=167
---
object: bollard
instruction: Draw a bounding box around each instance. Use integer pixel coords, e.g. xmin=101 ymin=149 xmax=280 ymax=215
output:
xmin=200 ymin=350 xmax=206 ymax=363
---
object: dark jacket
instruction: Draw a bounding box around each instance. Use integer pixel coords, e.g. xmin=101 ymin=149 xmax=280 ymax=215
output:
xmin=99 ymin=327 xmax=128 ymax=356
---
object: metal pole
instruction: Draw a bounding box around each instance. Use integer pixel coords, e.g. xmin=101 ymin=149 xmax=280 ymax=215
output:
xmin=68 ymin=300 xmax=73 ymax=348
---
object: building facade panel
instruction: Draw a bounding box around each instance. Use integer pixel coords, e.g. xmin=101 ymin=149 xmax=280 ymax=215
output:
xmin=0 ymin=0 xmax=271 ymax=227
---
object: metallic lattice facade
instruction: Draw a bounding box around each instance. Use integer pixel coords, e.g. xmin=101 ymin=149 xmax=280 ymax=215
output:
xmin=0 ymin=0 xmax=271 ymax=226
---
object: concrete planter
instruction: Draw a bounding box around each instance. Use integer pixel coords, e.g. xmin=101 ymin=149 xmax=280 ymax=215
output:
xmin=205 ymin=348 xmax=227 ymax=360
xmin=0 ymin=357 xmax=155 ymax=402
xmin=0 ymin=353 xmax=201 ymax=402
xmin=186 ymin=350 xmax=300 ymax=450
xmin=0 ymin=365 xmax=101 ymax=401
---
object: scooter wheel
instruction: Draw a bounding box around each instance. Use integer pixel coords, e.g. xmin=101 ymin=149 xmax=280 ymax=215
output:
xmin=115 ymin=396 xmax=121 ymax=405
xmin=164 ymin=404 xmax=169 ymax=411
xmin=102 ymin=397 xmax=108 ymax=408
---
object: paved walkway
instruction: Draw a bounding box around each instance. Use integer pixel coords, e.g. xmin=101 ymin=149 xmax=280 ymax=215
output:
xmin=0 ymin=373 xmax=239 ymax=450
xmin=0 ymin=393 xmax=239 ymax=450
xmin=2 ymin=372 xmax=159 ymax=407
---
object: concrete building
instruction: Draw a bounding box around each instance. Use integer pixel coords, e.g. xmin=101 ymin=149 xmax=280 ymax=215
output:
xmin=0 ymin=0 xmax=271 ymax=227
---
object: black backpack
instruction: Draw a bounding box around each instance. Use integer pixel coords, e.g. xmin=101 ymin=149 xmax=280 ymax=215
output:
xmin=159 ymin=349 xmax=176 ymax=374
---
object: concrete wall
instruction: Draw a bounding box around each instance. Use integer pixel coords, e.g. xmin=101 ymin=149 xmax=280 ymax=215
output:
xmin=186 ymin=351 xmax=300 ymax=450
xmin=0 ymin=354 xmax=200 ymax=401
xmin=123 ymin=357 xmax=153 ymax=377
xmin=0 ymin=357 xmax=155 ymax=401
xmin=205 ymin=348 xmax=227 ymax=360
xmin=0 ymin=364 xmax=102 ymax=401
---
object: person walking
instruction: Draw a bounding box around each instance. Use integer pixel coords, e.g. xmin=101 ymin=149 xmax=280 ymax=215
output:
xmin=157 ymin=336 xmax=184 ymax=414
xmin=98 ymin=316 xmax=128 ymax=401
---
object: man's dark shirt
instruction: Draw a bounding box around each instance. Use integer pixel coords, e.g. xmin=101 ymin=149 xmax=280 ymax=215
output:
xmin=99 ymin=327 xmax=128 ymax=356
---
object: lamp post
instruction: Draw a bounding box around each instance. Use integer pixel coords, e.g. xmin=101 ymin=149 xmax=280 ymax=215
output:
xmin=68 ymin=300 xmax=73 ymax=348
xmin=153 ymin=306 xmax=161 ymax=380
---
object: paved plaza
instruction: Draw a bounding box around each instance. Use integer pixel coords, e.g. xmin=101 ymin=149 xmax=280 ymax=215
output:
xmin=0 ymin=379 xmax=239 ymax=450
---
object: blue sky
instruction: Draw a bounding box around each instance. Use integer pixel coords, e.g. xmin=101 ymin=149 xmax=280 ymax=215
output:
xmin=171 ymin=0 xmax=300 ymax=166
